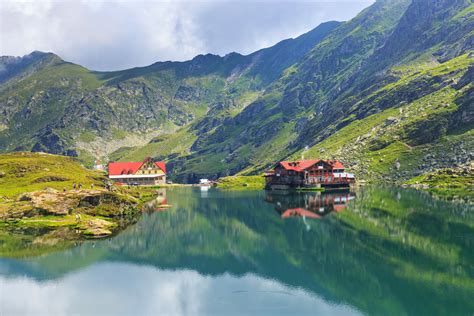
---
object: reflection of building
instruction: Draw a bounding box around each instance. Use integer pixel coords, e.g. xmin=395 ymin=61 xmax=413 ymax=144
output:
xmin=265 ymin=159 xmax=355 ymax=190
xmin=108 ymin=157 xmax=166 ymax=186
xmin=143 ymin=189 xmax=167 ymax=212
xmin=265 ymin=191 xmax=356 ymax=219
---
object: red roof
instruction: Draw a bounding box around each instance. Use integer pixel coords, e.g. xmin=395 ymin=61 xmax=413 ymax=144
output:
xmin=108 ymin=160 xmax=166 ymax=176
xmin=279 ymin=159 xmax=320 ymax=172
xmin=278 ymin=159 xmax=345 ymax=172
xmin=281 ymin=208 xmax=321 ymax=219
xmin=327 ymin=160 xmax=345 ymax=169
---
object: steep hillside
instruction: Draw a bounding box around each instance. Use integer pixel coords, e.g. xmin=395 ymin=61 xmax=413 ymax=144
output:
xmin=0 ymin=22 xmax=338 ymax=165
xmin=158 ymin=0 xmax=473 ymax=183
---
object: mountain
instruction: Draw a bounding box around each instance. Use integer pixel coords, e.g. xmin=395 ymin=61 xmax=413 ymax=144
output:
xmin=0 ymin=51 xmax=61 ymax=84
xmin=0 ymin=0 xmax=473 ymax=183
xmin=0 ymin=21 xmax=339 ymax=163
xmin=166 ymin=0 xmax=474 ymax=182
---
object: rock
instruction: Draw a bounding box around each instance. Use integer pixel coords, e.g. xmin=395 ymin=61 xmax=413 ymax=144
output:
xmin=32 ymin=176 xmax=69 ymax=183
xmin=43 ymin=187 xmax=59 ymax=193
xmin=23 ymin=190 xmax=74 ymax=215
xmin=79 ymin=195 xmax=101 ymax=207
xmin=80 ymin=218 xmax=114 ymax=237
xmin=394 ymin=159 xmax=401 ymax=170
xmin=32 ymin=227 xmax=79 ymax=245
xmin=18 ymin=193 xmax=32 ymax=201
xmin=384 ymin=117 xmax=398 ymax=126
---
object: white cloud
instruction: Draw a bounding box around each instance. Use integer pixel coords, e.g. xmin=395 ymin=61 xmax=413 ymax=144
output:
xmin=0 ymin=0 xmax=374 ymax=71
xmin=0 ymin=262 xmax=363 ymax=315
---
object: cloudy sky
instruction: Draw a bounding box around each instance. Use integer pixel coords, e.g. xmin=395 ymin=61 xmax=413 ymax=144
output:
xmin=0 ymin=0 xmax=374 ymax=71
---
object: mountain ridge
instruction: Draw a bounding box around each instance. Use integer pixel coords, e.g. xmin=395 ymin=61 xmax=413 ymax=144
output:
xmin=0 ymin=21 xmax=340 ymax=162
xmin=0 ymin=0 xmax=473 ymax=184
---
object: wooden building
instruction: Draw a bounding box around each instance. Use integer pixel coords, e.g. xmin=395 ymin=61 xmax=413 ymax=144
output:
xmin=108 ymin=158 xmax=166 ymax=186
xmin=265 ymin=159 xmax=355 ymax=190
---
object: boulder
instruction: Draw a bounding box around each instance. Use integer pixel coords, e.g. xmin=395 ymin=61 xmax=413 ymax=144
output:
xmin=18 ymin=193 xmax=33 ymax=201
xmin=384 ymin=117 xmax=398 ymax=126
xmin=80 ymin=218 xmax=114 ymax=237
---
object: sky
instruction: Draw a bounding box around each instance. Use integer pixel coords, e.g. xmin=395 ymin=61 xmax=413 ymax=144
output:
xmin=0 ymin=0 xmax=374 ymax=71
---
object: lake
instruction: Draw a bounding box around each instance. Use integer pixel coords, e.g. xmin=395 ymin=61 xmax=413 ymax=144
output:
xmin=1 ymin=186 xmax=473 ymax=315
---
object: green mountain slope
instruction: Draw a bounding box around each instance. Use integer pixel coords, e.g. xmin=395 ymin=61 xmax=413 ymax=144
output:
xmin=160 ymin=0 xmax=473 ymax=183
xmin=1 ymin=0 xmax=473 ymax=184
xmin=0 ymin=22 xmax=339 ymax=166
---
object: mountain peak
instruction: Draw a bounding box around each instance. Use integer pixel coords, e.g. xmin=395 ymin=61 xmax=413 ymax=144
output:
xmin=0 ymin=51 xmax=62 ymax=84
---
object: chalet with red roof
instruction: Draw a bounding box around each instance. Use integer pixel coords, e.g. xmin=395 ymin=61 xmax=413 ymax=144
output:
xmin=265 ymin=159 xmax=355 ymax=190
xmin=108 ymin=157 xmax=166 ymax=186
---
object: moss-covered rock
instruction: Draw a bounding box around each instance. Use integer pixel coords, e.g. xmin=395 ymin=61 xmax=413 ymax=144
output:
xmin=404 ymin=162 xmax=474 ymax=200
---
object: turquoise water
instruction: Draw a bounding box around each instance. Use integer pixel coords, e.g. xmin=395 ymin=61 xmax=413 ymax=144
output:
xmin=1 ymin=187 xmax=473 ymax=315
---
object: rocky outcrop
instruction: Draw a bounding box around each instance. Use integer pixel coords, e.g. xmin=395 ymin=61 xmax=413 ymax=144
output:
xmin=78 ymin=218 xmax=115 ymax=237
xmin=1 ymin=188 xmax=140 ymax=238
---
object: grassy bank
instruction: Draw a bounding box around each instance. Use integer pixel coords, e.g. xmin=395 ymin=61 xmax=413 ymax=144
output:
xmin=0 ymin=152 xmax=158 ymax=258
xmin=404 ymin=164 xmax=474 ymax=201
xmin=216 ymin=175 xmax=265 ymax=190
xmin=0 ymin=152 xmax=105 ymax=197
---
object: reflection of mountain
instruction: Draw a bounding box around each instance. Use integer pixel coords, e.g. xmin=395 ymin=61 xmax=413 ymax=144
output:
xmin=1 ymin=187 xmax=474 ymax=315
xmin=265 ymin=191 xmax=356 ymax=219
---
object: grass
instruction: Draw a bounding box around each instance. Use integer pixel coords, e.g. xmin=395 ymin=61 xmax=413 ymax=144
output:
xmin=0 ymin=152 xmax=106 ymax=198
xmin=110 ymin=127 xmax=197 ymax=162
xmin=78 ymin=131 xmax=97 ymax=143
xmin=390 ymin=53 xmax=472 ymax=78
xmin=295 ymin=187 xmax=325 ymax=192
xmin=111 ymin=128 xmax=128 ymax=140
xmin=299 ymin=107 xmax=399 ymax=159
xmin=452 ymin=2 xmax=474 ymax=20
xmin=405 ymin=169 xmax=474 ymax=188
xmin=17 ymin=215 xmax=79 ymax=227
xmin=404 ymin=166 xmax=474 ymax=200
xmin=216 ymin=175 xmax=265 ymax=190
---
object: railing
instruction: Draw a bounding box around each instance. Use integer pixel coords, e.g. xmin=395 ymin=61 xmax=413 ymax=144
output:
xmin=268 ymin=176 xmax=353 ymax=186
xmin=305 ymin=177 xmax=352 ymax=184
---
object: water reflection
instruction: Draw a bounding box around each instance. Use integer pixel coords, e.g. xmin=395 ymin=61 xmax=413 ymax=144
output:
xmin=265 ymin=191 xmax=356 ymax=219
xmin=0 ymin=263 xmax=360 ymax=316
xmin=200 ymin=186 xmax=210 ymax=198
xmin=142 ymin=189 xmax=167 ymax=212
xmin=1 ymin=186 xmax=473 ymax=316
